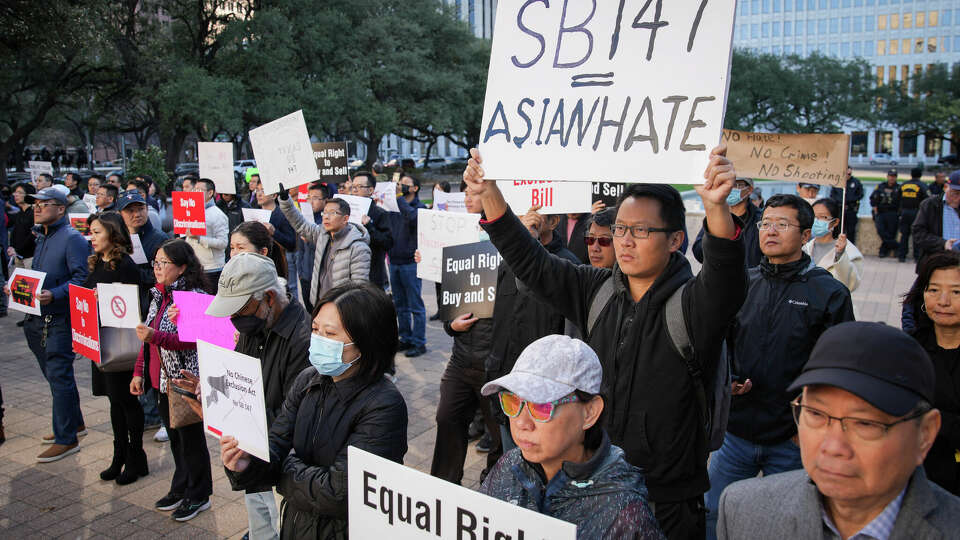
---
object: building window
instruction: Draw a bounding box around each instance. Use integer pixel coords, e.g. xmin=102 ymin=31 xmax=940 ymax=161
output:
xmin=830 ymin=18 xmax=839 ymax=33
xmin=808 ymin=0 xmax=816 ymax=9
xmin=785 ymin=20 xmax=793 ymax=36
xmin=954 ymin=36 xmax=960 ymax=52
xmin=785 ymin=44 xmax=793 ymax=54
xmin=866 ymin=15 xmax=875 ymax=31
xmin=864 ymin=40 xmax=874 ymax=56
xmin=889 ymin=39 xmax=898 ymax=54
xmin=901 ymin=64 xmax=910 ymax=82
xmin=774 ymin=45 xmax=782 ymax=55
xmin=762 ymin=22 xmax=770 ymax=38
xmin=854 ymin=16 xmax=863 ymax=32
xmin=915 ymin=38 xmax=924 ymax=53
xmin=831 ymin=0 xmax=839 ymax=8
xmin=819 ymin=19 xmax=828 ymax=34
xmin=830 ymin=42 xmax=839 ymax=56
xmin=928 ymin=37 xmax=938 ymax=53
xmin=753 ymin=0 xmax=760 ymax=15
xmin=763 ymin=0 xmax=770 ymax=13
xmin=891 ymin=14 xmax=900 ymax=30
xmin=929 ymin=11 xmax=938 ymax=27
xmin=943 ymin=10 xmax=952 ymax=26
xmin=740 ymin=1 xmax=749 ymax=15
xmin=773 ymin=22 xmax=781 ymax=37
xmin=853 ymin=41 xmax=862 ymax=56
xmin=842 ymin=17 xmax=851 ymax=33
xmin=785 ymin=0 xmax=792 ymax=10
xmin=752 ymin=23 xmax=759 ymax=38
xmin=841 ymin=42 xmax=850 ymax=56
xmin=808 ymin=20 xmax=816 ymax=34
xmin=774 ymin=0 xmax=781 ymax=13
xmin=851 ymin=132 xmax=868 ymax=157
xmin=877 ymin=66 xmax=885 ymax=85
xmin=876 ymin=131 xmax=893 ymax=155
xmin=740 ymin=24 xmax=749 ymax=40
xmin=900 ymin=131 xmax=917 ymax=156
xmin=468 ymin=0 xmax=476 ymax=34
xmin=888 ymin=65 xmax=897 ymax=83
xmin=917 ymin=12 xmax=925 ymax=28
xmin=903 ymin=38 xmax=911 ymax=54
xmin=843 ymin=0 xmax=851 ymax=6
xmin=903 ymin=13 xmax=912 ymax=29
xmin=926 ymin=133 xmax=943 ymax=158
xmin=878 ymin=39 xmax=887 ymax=55
xmin=820 ymin=0 xmax=828 ymax=8
xmin=878 ymin=14 xmax=887 ymax=30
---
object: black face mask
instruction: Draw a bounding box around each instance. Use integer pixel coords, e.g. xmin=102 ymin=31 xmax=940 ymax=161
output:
xmin=231 ymin=314 xmax=266 ymax=335
xmin=400 ymin=184 xmax=411 ymax=196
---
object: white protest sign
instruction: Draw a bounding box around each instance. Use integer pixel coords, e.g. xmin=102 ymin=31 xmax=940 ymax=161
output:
xmin=130 ymin=234 xmax=148 ymax=265
xmin=373 ymin=182 xmax=400 ymax=212
xmin=241 ymin=208 xmax=273 ymax=224
xmin=248 ymin=110 xmax=318 ymax=195
xmin=199 ymin=142 xmax=236 ymax=194
xmin=333 ymin=194 xmax=373 ymax=225
xmin=497 ymin=180 xmax=592 ymax=215
xmin=477 ymin=2 xmax=736 ymax=184
xmin=7 ymin=268 xmax=46 ymax=316
xmin=83 ymin=193 xmax=98 ymax=213
xmin=96 ymin=283 xmax=140 ymax=329
xmin=349 ymin=446 xmax=576 ymax=539
xmin=28 ymin=161 xmax=53 ymax=183
xmin=197 ymin=340 xmax=270 ymax=462
xmin=299 ymin=200 xmax=315 ymax=224
xmin=417 ymin=210 xmax=482 ymax=282
xmin=432 ymin=190 xmax=467 ymax=213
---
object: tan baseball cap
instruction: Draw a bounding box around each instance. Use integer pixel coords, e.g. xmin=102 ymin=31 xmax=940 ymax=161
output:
xmin=205 ymin=252 xmax=279 ymax=317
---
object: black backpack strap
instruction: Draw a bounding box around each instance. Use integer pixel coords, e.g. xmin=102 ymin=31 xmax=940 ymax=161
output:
xmin=665 ymin=281 xmax=709 ymax=436
xmin=586 ymin=276 xmax=616 ymax=339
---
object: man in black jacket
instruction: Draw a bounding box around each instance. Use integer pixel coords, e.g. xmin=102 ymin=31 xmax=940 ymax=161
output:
xmin=464 ymin=145 xmax=747 ymax=539
xmin=913 ymin=171 xmax=960 ymax=269
xmin=351 ymin=172 xmax=394 ymax=290
xmin=829 ymin=167 xmax=864 ymax=244
xmin=217 ymin=193 xmax=250 ymax=237
xmin=206 ymin=252 xmax=310 ymax=540
xmin=703 ymin=194 xmax=855 ymax=540
xmin=870 ymin=169 xmax=902 ymax=257
xmin=693 ymin=177 xmax=763 ymax=268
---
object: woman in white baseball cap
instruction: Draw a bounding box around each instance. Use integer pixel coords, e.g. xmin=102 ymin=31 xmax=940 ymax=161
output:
xmin=479 ymin=334 xmax=664 ymax=539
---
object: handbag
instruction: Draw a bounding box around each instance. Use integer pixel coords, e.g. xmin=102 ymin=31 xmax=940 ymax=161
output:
xmin=161 ymin=362 xmax=202 ymax=428
xmin=96 ymin=327 xmax=141 ymax=373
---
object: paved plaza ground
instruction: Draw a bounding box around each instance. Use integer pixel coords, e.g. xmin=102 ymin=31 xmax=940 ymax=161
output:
xmin=0 ymin=254 xmax=916 ymax=538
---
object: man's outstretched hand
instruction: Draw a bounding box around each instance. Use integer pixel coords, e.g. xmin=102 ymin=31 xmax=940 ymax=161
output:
xmin=695 ymin=144 xmax=736 ymax=207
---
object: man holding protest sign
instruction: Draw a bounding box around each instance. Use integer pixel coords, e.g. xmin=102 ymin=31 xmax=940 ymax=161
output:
xmin=463 ymin=144 xmax=746 ymax=539
xmin=3 ymin=187 xmax=90 ymax=462
xmin=185 ymin=179 xmax=229 ymax=292
xmin=205 ymin=252 xmax=311 ymax=539
xmin=352 ymin=171 xmax=394 ymax=291
xmin=704 ymin=194 xmax=855 ymax=539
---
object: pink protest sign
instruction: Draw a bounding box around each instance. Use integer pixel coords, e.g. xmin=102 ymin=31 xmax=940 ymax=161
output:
xmin=172 ymin=290 xmax=237 ymax=350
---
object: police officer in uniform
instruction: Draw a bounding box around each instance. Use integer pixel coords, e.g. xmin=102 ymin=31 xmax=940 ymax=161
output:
xmin=897 ymin=167 xmax=929 ymax=262
xmin=870 ymin=169 xmax=901 ymax=258
xmin=830 ymin=166 xmax=864 ymax=244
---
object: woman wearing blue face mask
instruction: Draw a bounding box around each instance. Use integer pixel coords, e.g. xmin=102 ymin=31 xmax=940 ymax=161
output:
xmin=802 ymin=197 xmax=864 ymax=293
xmin=220 ymin=281 xmax=408 ymax=540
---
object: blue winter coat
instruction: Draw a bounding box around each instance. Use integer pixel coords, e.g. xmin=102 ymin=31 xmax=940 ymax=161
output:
xmin=30 ymin=215 xmax=90 ymax=316
xmin=480 ymin=432 xmax=665 ymax=540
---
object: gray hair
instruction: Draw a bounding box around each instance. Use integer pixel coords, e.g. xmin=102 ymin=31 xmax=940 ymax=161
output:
xmin=252 ymin=280 xmax=288 ymax=306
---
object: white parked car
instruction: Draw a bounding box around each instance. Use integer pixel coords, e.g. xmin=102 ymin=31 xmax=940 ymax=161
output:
xmin=869 ymin=153 xmax=898 ymax=165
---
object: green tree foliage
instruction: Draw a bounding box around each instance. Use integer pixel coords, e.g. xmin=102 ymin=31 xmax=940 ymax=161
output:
xmin=126 ymin=145 xmax=170 ymax=190
xmin=881 ymin=63 xmax=960 ymax=148
xmin=725 ymin=50 xmax=878 ymax=133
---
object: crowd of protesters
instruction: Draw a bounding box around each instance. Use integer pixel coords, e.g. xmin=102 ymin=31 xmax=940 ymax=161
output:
xmin=1 ymin=151 xmax=960 ymax=540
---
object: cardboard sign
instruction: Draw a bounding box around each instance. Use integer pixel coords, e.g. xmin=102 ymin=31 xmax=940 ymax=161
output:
xmin=373 ymin=183 xmax=400 ymax=212
xmin=477 ymin=2 xmax=736 ymax=184
xmin=348 ymin=446 xmax=576 ymax=539
xmin=83 ymin=193 xmax=98 ymax=213
xmin=199 ymin=142 xmax=236 ymax=194
xmin=592 ymin=181 xmax=628 ymax=208
xmin=130 ymin=234 xmax=148 ymax=265
xmin=333 ymin=194 xmax=373 ymax=225
xmin=722 ymin=130 xmax=850 ymax=188
xmin=241 ymin=208 xmax=273 ymax=224
xmin=7 ymin=268 xmax=46 ymax=315
xmin=172 ymin=191 xmax=207 ymax=235
xmin=197 ymin=340 xmax=269 ymax=462
xmin=496 ymin=180 xmax=592 ymax=215
xmin=68 ymin=213 xmax=91 ymax=236
xmin=96 ymin=283 xmax=140 ymax=329
xmin=28 ymin=161 xmax=53 ymax=183
xmin=248 ymin=110 xmax=318 ymax=194
xmin=438 ymin=242 xmax=501 ymax=321
xmin=417 ymin=210 xmax=483 ymax=282
xmin=433 ymin=190 xmax=467 ymax=213
xmin=312 ymin=142 xmax=349 ymax=182
xmin=172 ymin=291 xmax=238 ymax=350
xmin=69 ymin=284 xmax=100 ymax=362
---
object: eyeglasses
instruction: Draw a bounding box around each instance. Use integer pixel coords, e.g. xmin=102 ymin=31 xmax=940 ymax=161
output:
xmin=584 ymin=235 xmax=613 ymax=247
xmin=610 ymin=224 xmax=674 ymax=239
xmin=790 ymin=398 xmax=929 ymax=442
xmin=355 ymin=184 xmax=374 ymax=190
xmin=757 ymin=220 xmax=802 ymax=232
xmin=321 ymin=211 xmax=344 ymax=218
xmin=152 ymin=259 xmax=174 ymax=268
xmin=35 ymin=202 xmax=61 ymax=209
xmin=498 ymin=391 xmax=579 ymax=423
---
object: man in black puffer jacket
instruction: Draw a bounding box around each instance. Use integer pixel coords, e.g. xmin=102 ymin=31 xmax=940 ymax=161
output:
xmin=703 ymin=194 xmax=854 ymax=540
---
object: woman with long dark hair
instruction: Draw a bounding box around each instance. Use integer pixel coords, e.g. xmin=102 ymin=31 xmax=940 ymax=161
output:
xmin=230 ymin=221 xmax=288 ymax=278
xmin=904 ymin=251 xmax=960 ymax=496
xmin=221 ymin=281 xmax=407 ymax=539
xmin=130 ymin=239 xmax=213 ymax=521
xmin=85 ymin=211 xmax=149 ymax=484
